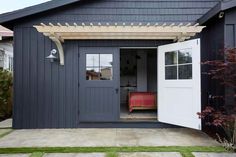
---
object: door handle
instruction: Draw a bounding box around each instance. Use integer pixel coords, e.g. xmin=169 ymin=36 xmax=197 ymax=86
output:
xmin=115 ymin=88 xmax=119 ymax=94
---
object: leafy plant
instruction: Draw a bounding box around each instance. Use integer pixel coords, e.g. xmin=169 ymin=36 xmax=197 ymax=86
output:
xmin=198 ymin=48 xmax=236 ymax=151
xmin=0 ymin=69 xmax=13 ymax=121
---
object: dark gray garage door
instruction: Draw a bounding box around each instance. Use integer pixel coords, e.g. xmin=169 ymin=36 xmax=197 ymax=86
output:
xmin=79 ymin=47 xmax=119 ymax=122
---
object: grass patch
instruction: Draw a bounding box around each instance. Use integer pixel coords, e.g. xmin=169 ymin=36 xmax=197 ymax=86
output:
xmin=30 ymin=152 xmax=44 ymax=157
xmin=0 ymin=146 xmax=227 ymax=154
xmin=106 ymin=152 xmax=118 ymax=157
xmin=180 ymin=152 xmax=195 ymax=157
xmin=0 ymin=129 xmax=12 ymax=139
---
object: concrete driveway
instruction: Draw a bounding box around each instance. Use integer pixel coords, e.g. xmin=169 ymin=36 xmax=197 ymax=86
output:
xmin=0 ymin=128 xmax=218 ymax=148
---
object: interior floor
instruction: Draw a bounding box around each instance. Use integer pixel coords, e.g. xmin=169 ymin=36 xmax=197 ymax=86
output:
xmin=120 ymin=49 xmax=158 ymax=121
xmin=120 ymin=103 xmax=157 ymax=121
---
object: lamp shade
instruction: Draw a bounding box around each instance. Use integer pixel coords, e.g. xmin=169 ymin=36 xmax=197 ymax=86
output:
xmin=46 ymin=53 xmax=57 ymax=59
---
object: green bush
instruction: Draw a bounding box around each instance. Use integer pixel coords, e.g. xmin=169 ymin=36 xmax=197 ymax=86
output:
xmin=0 ymin=69 xmax=13 ymax=121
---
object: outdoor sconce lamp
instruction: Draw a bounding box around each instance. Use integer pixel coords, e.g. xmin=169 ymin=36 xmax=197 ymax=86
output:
xmin=219 ymin=12 xmax=224 ymax=19
xmin=46 ymin=49 xmax=58 ymax=63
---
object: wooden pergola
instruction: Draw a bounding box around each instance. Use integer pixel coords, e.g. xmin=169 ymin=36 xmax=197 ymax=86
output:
xmin=34 ymin=22 xmax=205 ymax=65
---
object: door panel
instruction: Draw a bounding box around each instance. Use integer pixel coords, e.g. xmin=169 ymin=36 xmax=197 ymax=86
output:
xmin=79 ymin=47 xmax=119 ymax=122
xmin=158 ymin=39 xmax=201 ymax=130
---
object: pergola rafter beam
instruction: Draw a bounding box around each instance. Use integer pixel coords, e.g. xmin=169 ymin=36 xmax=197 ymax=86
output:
xmin=33 ymin=22 xmax=205 ymax=65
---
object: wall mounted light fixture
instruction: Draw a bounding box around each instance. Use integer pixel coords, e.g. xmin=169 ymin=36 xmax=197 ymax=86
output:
xmin=46 ymin=49 xmax=58 ymax=63
xmin=219 ymin=12 xmax=224 ymax=19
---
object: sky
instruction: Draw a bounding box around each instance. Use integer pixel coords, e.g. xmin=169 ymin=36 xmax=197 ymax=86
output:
xmin=0 ymin=0 xmax=51 ymax=14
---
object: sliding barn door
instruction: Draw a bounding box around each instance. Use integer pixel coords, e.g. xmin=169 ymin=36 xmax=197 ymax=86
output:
xmin=158 ymin=39 xmax=201 ymax=130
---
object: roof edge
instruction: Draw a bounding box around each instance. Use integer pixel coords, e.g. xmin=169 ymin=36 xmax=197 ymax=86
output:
xmin=222 ymin=0 xmax=236 ymax=11
xmin=198 ymin=0 xmax=236 ymax=25
xmin=0 ymin=0 xmax=80 ymax=24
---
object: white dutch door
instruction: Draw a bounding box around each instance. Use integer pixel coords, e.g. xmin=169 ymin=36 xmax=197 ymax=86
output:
xmin=158 ymin=39 xmax=201 ymax=130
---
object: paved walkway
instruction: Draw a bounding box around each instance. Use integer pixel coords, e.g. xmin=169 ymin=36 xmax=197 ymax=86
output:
xmin=0 ymin=119 xmax=12 ymax=129
xmin=0 ymin=155 xmax=28 ymax=157
xmin=44 ymin=152 xmax=182 ymax=157
xmin=0 ymin=153 xmax=235 ymax=157
xmin=118 ymin=152 xmax=182 ymax=157
xmin=44 ymin=153 xmax=105 ymax=157
xmin=0 ymin=128 xmax=218 ymax=148
xmin=193 ymin=153 xmax=236 ymax=157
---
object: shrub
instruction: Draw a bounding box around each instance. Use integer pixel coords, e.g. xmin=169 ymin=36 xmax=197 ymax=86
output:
xmin=198 ymin=48 xmax=236 ymax=151
xmin=0 ymin=69 xmax=13 ymax=121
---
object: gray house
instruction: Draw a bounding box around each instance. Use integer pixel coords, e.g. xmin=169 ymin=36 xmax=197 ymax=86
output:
xmin=0 ymin=0 xmax=235 ymax=129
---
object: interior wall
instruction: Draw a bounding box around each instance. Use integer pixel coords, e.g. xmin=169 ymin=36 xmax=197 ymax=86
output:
xmin=120 ymin=50 xmax=137 ymax=104
xmin=147 ymin=51 xmax=157 ymax=92
xmin=137 ymin=50 xmax=147 ymax=92
xmin=120 ymin=49 xmax=157 ymax=106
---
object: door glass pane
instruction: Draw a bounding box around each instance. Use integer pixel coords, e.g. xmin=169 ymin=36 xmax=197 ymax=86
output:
xmin=86 ymin=54 xmax=99 ymax=67
xmin=86 ymin=54 xmax=113 ymax=80
xmin=100 ymin=67 xmax=113 ymax=80
xmin=178 ymin=65 xmax=192 ymax=79
xmin=86 ymin=67 xmax=100 ymax=80
xmin=100 ymin=54 xmax=113 ymax=67
xmin=165 ymin=66 xmax=177 ymax=80
xmin=178 ymin=49 xmax=192 ymax=64
xmin=165 ymin=51 xmax=177 ymax=65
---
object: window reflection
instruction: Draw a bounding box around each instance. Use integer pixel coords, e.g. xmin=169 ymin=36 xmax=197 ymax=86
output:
xmin=86 ymin=54 xmax=113 ymax=80
xmin=165 ymin=51 xmax=177 ymax=65
xmin=165 ymin=49 xmax=192 ymax=80
xmin=100 ymin=54 xmax=113 ymax=67
xmin=86 ymin=54 xmax=99 ymax=67
xmin=179 ymin=65 xmax=192 ymax=79
xmin=178 ymin=49 xmax=192 ymax=64
xmin=86 ymin=68 xmax=100 ymax=80
xmin=100 ymin=67 xmax=112 ymax=80
xmin=165 ymin=66 xmax=177 ymax=80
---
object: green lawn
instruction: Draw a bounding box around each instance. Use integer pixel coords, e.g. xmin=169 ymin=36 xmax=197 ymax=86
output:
xmin=0 ymin=146 xmax=229 ymax=157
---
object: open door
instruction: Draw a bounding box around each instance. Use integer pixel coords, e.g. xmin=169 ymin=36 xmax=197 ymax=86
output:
xmin=158 ymin=39 xmax=201 ymax=130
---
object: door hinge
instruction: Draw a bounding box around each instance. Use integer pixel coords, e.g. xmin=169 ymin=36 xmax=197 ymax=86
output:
xmin=78 ymin=83 xmax=80 ymax=87
xmin=78 ymin=53 xmax=80 ymax=58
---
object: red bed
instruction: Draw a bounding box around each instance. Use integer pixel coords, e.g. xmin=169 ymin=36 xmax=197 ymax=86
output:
xmin=128 ymin=92 xmax=157 ymax=112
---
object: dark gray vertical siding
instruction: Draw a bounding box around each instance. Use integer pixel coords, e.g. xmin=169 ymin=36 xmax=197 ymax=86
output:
xmin=51 ymin=43 xmax=58 ymax=128
xmin=22 ymin=28 xmax=31 ymax=128
xmin=29 ymin=28 xmax=38 ymax=128
xmin=37 ymin=33 xmax=45 ymax=128
xmin=225 ymin=9 xmax=236 ymax=48
xmin=200 ymin=15 xmax=224 ymax=130
xmin=58 ymin=58 xmax=65 ymax=128
xmin=64 ymin=41 xmax=79 ymax=128
xmin=44 ymin=37 xmax=52 ymax=128
xmin=224 ymin=8 xmax=236 ymax=111
xmin=13 ymin=27 xmax=79 ymax=129
xmin=225 ymin=25 xmax=235 ymax=47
